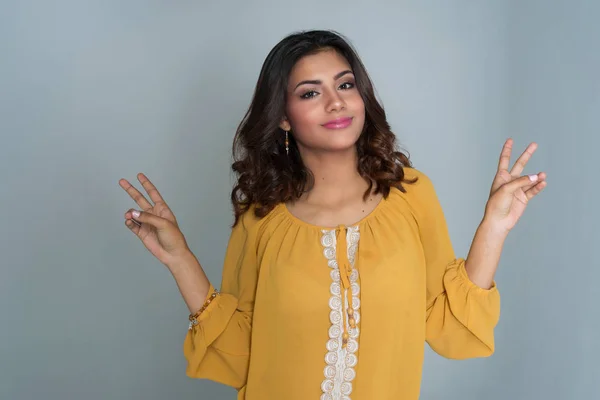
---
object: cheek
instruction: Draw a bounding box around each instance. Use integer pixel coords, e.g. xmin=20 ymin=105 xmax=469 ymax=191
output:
xmin=287 ymin=100 xmax=323 ymax=129
xmin=347 ymin=92 xmax=365 ymax=116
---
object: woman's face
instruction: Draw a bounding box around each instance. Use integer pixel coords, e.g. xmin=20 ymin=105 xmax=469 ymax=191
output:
xmin=281 ymin=49 xmax=365 ymax=154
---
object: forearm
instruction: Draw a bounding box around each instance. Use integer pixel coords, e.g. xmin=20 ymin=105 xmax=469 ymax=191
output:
xmin=168 ymin=252 xmax=212 ymax=314
xmin=464 ymin=219 xmax=509 ymax=290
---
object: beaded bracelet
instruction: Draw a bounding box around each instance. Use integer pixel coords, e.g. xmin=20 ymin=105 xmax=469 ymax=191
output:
xmin=188 ymin=288 xmax=220 ymax=330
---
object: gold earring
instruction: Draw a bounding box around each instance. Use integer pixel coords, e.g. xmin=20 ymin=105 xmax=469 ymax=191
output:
xmin=285 ymin=131 xmax=289 ymax=156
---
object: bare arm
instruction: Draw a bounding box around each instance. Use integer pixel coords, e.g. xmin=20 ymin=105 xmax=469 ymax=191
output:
xmin=168 ymin=251 xmax=212 ymax=314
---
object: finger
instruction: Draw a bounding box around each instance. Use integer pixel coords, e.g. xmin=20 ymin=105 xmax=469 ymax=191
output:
xmin=125 ymin=218 xmax=141 ymax=235
xmin=497 ymin=138 xmax=513 ymax=172
xmin=124 ymin=208 xmax=140 ymax=220
xmin=137 ymin=173 xmax=167 ymax=205
xmin=509 ymin=142 xmax=538 ymax=177
xmin=525 ymin=178 xmax=547 ymax=201
xmin=130 ymin=209 xmax=169 ymax=230
xmin=520 ymin=171 xmax=547 ymax=192
xmin=119 ymin=178 xmax=153 ymax=210
xmin=503 ymin=173 xmax=540 ymax=193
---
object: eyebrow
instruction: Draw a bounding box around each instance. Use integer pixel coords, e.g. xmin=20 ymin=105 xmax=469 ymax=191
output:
xmin=293 ymin=70 xmax=354 ymax=91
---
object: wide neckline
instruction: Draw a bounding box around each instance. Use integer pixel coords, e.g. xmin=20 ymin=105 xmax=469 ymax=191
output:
xmin=276 ymin=187 xmax=398 ymax=231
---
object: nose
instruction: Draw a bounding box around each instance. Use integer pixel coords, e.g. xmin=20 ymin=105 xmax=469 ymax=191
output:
xmin=325 ymin=90 xmax=346 ymax=113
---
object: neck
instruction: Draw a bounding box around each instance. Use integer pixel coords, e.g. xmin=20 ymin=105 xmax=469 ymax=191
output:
xmin=296 ymin=147 xmax=370 ymax=205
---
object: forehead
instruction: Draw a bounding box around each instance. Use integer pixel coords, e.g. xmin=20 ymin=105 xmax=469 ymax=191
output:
xmin=288 ymin=50 xmax=352 ymax=82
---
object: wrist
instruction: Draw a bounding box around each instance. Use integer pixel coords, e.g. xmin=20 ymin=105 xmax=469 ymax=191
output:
xmin=167 ymin=250 xmax=200 ymax=275
xmin=479 ymin=218 xmax=509 ymax=241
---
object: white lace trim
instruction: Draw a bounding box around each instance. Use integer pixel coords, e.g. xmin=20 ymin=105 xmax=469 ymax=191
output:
xmin=319 ymin=226 xmax=361 ymax=400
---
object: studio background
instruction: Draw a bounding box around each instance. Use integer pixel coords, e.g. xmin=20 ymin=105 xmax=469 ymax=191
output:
xmin=1 ymin=1 xmax=597 ymax=399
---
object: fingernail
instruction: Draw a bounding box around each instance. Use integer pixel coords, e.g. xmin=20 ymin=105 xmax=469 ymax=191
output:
xmin=528 ymin=174 xmax=538 ymax=182
xmin=132 ymin=210 xmax=140 ymax=218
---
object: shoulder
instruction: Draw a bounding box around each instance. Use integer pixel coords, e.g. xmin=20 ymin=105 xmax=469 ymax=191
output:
xmin=232 ymin=202 xmax=280 ymax=239
xmin=398 ymin=166 xmax=437 ymax=198
xmin=388 ymin=166 xmax=442 ymax=219
xmin=234 ymin=203 xmax=263 ymax=232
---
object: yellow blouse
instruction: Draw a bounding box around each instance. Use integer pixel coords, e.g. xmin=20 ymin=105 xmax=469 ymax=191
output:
xmin=183 ymin=167 xmax=501 ymax=399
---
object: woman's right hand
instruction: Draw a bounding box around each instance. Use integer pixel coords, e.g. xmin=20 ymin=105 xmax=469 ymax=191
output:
xmin=119 ymin=173 xmax=192 ymax=268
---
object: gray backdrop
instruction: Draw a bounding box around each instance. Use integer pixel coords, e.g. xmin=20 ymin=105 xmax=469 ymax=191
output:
xmin=1 ymin=0 xmax=597 ymax=399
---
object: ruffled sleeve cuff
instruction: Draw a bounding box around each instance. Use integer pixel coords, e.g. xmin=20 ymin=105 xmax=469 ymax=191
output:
xmin=183 ymin=284 xmax=239 ymax=373
xmin=443 ymin=258 xmax=501 ymax=346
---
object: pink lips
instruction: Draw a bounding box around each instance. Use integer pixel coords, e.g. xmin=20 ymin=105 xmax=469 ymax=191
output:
xmin=322 ymin=117 xmax=353 ymax=129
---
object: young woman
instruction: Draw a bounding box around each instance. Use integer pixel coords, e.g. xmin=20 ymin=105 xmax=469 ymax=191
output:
xmin=119 ymin=30 xmax=546 ymax=400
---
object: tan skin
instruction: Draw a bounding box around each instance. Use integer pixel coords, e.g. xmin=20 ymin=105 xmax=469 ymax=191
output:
xmin=279 ymin=49 xmax=383 ymax=228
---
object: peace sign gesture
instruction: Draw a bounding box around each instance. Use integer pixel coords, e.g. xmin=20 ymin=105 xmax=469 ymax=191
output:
xmin=483 ymin=138 xmax=548 ymax=234
xmin=119 ymin=173 xmax=191 ymax=268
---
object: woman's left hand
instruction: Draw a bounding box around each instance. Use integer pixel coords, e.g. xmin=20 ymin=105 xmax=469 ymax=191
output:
xmin=483 ymin=138 xmax=547 ymax=234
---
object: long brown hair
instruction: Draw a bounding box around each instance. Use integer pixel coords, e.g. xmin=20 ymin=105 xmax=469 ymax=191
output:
xmin=230 ymin=29 xmax=417 ymax=227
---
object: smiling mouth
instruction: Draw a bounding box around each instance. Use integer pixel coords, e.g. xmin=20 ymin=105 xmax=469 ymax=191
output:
xmin=322 ymin=117 xmax=353 ymax=129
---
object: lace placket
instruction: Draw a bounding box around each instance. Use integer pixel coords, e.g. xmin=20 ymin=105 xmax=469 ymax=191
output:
xmin=320 ymin=225 xmax=361 ymax=400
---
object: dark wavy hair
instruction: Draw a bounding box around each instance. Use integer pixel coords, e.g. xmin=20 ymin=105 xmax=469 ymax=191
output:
xmin=230 ymin=29 xmax=417 ymax=227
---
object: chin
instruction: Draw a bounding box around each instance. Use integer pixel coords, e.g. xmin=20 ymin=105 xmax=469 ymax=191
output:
xmin=324 ymin=135 xmax=362 ymax=152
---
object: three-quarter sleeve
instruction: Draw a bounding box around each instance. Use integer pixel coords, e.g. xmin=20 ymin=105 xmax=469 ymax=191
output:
xmin=183 ymin=208 xmax=260 ymax=389
xmin=409 ymin=169 xmax=501 ymax=359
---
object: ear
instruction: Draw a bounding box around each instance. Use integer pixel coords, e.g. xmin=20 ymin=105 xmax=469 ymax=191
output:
xmin=279 ymin=117 xmax=291 ymax=132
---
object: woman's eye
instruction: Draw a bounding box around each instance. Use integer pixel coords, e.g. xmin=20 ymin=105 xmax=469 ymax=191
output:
xmin=300 ymin=90 xmax=318 ymax=99
xmin=300 ymin=82 xmax=354 ymax=99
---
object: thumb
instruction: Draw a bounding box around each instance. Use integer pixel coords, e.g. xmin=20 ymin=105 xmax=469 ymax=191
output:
xmin=131 ymin=209 xmax=169 ymax=230
xmin=505 ymin=174 xmax=538 ymax=193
